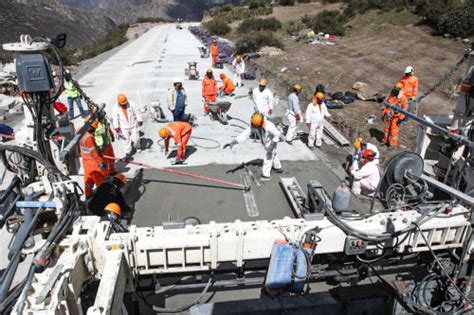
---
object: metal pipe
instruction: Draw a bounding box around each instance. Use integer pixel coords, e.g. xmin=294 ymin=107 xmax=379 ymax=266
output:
xmin=0 ymin=176 xmax=20 ymax=204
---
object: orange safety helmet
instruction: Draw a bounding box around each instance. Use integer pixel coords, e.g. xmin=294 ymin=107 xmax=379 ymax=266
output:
xmin=117 ymin=93 xmax=128 ymax=106
xmin=361 ymin=149 xmax=376 ymax=161
xmin=251 ymin=113 xmax=264 ymax=128
xmin=353 ymin=137 xmax=363 ymax=150
xmin=115 ymin=173 xmax=127 ymax=185
xmin=159 ymin=127 xmax=169 ymax=139
xmin=259 ymin=79 xmax=268 ymax=86
xmin=236 ymin=55 xmax=242 ymax=62
xmin=220 ymin=73 xmax=226 ymax=80
xmin=105 ymin=202 xmax=121 ymax=216
xmin=315 ymin=92 xmax=325 ymax=100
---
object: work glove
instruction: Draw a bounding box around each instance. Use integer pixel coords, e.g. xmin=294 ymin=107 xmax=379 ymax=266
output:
xmin=295 ymin=113 xmax=301 ymax=121
xmin=223 ymin=140 xmax=238 ymax=150
xmin=268 ymin=109 xmax=273 ymax=116
xmin=99 ymin=162 xmax=107 ymax=170
xmin=115 ymin=128 xmax=121 ymax=133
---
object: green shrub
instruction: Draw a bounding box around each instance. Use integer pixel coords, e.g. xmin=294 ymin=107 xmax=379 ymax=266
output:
xmin=235 ymin=33 xmax=283 ymax=54
xmin=297 ymin=0 xmax=311 ymax=3
xmin=413 ymin=0 xmax=461 ymax=28
xmin=437 ymin=3 xmax=474 ymax=37
xmin=303 ymin=10 xmax=348 ymax=36
xmin=284 ymin=19 xmax=306 ymax=35
xmin=237 ymin=17 xmax=282 ymax=33
xmin=78 ymin=23 xmax=129 ymax=62
xmin=203 ymin=19 xmax=231 ymax=36
xmin=279 ymin=0 xmax=295 ymax=5
xmin=135 ymin=17 xmax=167 ymax=23
xmin=243 ymin=0 xmax=270 ymax=9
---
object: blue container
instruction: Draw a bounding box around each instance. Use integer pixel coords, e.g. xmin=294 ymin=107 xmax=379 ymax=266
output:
xmin=265 ymin=240 xmax=294 ymax=290
xmin=332 ymin=183 xmax=351 ymax=212
xmin=291 ymin=248 xmax=311 ymax=293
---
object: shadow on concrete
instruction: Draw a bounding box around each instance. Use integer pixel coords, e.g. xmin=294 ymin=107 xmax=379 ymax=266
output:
xmin=225 ymin=159 xmax=262 ymax=174
xmin=369 ymin=128 xmax=385 ymax=142
xmin=140 ymin=138 xmax=154 ymax=150
xmin=115 ymin=160 xmax=131 ymax=173
xmin=167 ymin=146 xmax=197 ymax=159
xmin=123 ymin=169 xmax=146 ymax=223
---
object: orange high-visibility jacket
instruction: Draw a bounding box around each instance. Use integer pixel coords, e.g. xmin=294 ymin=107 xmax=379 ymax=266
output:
xmin=202 ymin=76 xmax=218 ymax=98
xmin=220 ymin=76 xmax=235 ymax=94
xmin=210 ymin=43 xmax=218 ymax=57
xmin=384 ymin=94 xmax=408 ymax=120
xmin=80 ymin=131 xmax=105 ymax=196
xmin=400 ymin=75 xmax=419 ymax=99
xmin=164 ymin=122 xmax=192 ymax=160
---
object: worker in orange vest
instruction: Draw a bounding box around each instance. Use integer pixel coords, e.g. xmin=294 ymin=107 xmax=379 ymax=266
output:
xmin=383 ymin=82 xmax=408 ymax=151
xmin=159 ymin=121 xmax=193 ymax=164
xmin=400 ymin=66 xmax=419 ymax=112
xmin=202 ymin=69 xmax=218 ymax=114
xmin=210 ymin=39 xmax=219 ymax=67
xmin=219 ymin=73 xmax=235 ymax=96
xmin=80 ymin=118 xmax=107 ymax=198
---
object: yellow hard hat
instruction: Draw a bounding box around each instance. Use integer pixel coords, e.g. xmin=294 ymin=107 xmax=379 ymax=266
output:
xmin=159 ymin=127 xmax=169 ymax=139
xmin=236 ymin=55 xmax=242 ymax=62
xmin=294 ymin=84 xmax=302 ymax=91
xmin=105 ymin=202 xmax=121 ymax=216
xmin=395 ymin=82 xmax=403 ymax=89
xmin=315 ymin=92 xmax=325 ymax=100
xmin=251 ymin=113 xmax=264 ymax=127
xmin=117 ymin=93 xmax=128 ymax=106
xmin=353 ymin=138 xmax=363 ymax=150
xmin=206 ymin=68 xmax=213 ymax=74
xmin=259 ymin=79 xmax=267 ymax=86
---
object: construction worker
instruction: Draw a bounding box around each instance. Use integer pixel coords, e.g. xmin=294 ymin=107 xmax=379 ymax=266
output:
xmin=400 ymin=66 xmax=419 ymax=114
xmin=112 ymin=93 xmax=143 ymax=158
xmin=87 ymin=173 xmax=130 ymax=216
xmin=63 ymin=72 xmax=86 ymax=118
xmin=202 ymin=69 xmax=218 ymax=114
xmin=348 ymin=138 xmax=380 ymax=178
xmin=167 ymin=77 xmax=188 ymax=122
xmin=104 ymin=202 xmax=127 ymax=232
xmin=80 ymin=118 xmax=107 ymax=198
xmin=305 ymin=92 xmax=330 ymax=148
xmin=210 ymin=39 xmax=219 ymax=67
xmin=232 ymin=55 xmax=245 ymax=87
xmin=219 ymin=73 xmax=235 ymax=96
xmin=285 ymin=84 xmax=302 ymax=144
xmin=159 ymin=121 xmax=192 ymax=164
xmin=94 ymin=119 xmax=116 ymax=176
xmin=351 ymin=149 xmax=381 ymax=197
xmin=383 ymin=83 xmax=408 ymax=150
xmin=252 ymin=79 xmax=274 ymax=117
xmin=223 ymin=113 xmax=282 ymax=181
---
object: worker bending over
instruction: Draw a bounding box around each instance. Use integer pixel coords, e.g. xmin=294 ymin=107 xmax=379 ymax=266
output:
xmin=383 ymin=83 xmax=408 ymax=150
xmin=351 ymin=149 xmax=381 ymax=197
xmin=210 ymin=39 xmax=219 ymax=67
xmin=305 ymin=92 xmax=330 ymax=148
xmin=159 ymin=121 xmax=193 ymax=164
xmin=285 ymin=84 xmax=302 ymax=144
xmin=80 ymin=118 xmax=107 ymax=198
xmin=232 ymin=55 xmax=245 ymax=87
xmin=224 ymin=113 xmax=282 ymax=181
xmin=202 ymin=69 xmax=218 ymax=114
xmin=113 ymin=93 xmax=143 ymax=158
xmin=168 ymin=77 xmax=188 ymax=122
xmin=400 ymin=66 xmax=419 ymax=115
xmin=252 ymin=79 xmax=274 ymax=117
xmin=219 ymin=73 xmax=235 ymax=96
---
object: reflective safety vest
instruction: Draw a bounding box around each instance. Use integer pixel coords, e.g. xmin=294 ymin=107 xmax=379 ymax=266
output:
xmin=94 ymin=122 xmax=112 ymax=149
xmin=80 ymin=132 xmax=98 ymax=159
xmin=64 ymin=81 xmax=80 ymax=98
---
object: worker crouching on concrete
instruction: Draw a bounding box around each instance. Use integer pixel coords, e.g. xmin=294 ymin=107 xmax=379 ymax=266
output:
xmin=219 ymin=73 xmax=235 ymax=96
xmin=224 ymin=113 xmax=283 ymax=181
xmin=252 ymin=79 xmax=274 ymax=117
xmin=351 ymin=149 xmax=381 ymax=197
xmin=80 ymin=117 xmax=107 ymax=198
xmin=159 ymin=121 xmax=193 ymax=164
xmin=202 ymin=69 xmax=218 ymax=114
xmin=305 ymin=92 xmax=331 ymax=149
xmin=383 ymin=83 xmax=408 ymax=151
xmin=168 ymin=77 xmax=188 ymax=122
xmin=104 ymin=202 xmax=128 ymax=233
xmin=350 ymin=138 xmax=380 ymax=172
xmin=285 ymin=84 xmax=303 ymax=144
xmin=113 ymin=93 xmax=143 ymax=158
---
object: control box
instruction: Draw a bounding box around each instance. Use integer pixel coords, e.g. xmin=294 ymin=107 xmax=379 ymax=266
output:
xmin=16 ymin=53 xmax=54 ymax=92
xmin=344 ymin=236 xmax=368 ymax=255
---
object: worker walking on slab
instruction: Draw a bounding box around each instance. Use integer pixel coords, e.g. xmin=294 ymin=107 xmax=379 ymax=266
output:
xmin=252 ymin=79 xmax=274 ymax=117
xmin=232 ymin=55 xmax=245 ymax=87
xmin=351 ymin=149 xmax=381 ymax=197
xmin=219 ymin=73 xmax=235 ymax=96
xmin=167 ymin=77 xmax=188 ymax=122
xmin=285 ymin=84 xmax=302 ymax=144
xmin=113 ymin=93 xmax=143 ymax=158
xmin=202 ymin=69 xmax=218 ymax=114
xmin=80 ymin=118 xmax=107 ymax=198
xmin=63 ymin=72 xmax=86 ymax=118
xmin=159 ymin=121 xmax=193 ymax=164
xmin=224 ymin=113 xmax=283 ymax=181
xmin=305 ymin=92 xmax=330 ymax=149
xmin=210 ymin=39 xmax=219 ymax=67
xmin=383 ymin=83 xmax=408 ymax=151
xmin=400 ymin=66 xmax=419 ymax=115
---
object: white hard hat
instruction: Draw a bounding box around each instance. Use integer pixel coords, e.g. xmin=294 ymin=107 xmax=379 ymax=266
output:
xmin=173 ymin=77 xmax=182 ymax=84
xmin=404 ymin=66 xmax=414 ymax=74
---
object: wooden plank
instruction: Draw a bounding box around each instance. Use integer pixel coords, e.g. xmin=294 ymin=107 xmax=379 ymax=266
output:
xmin=323 ymin=120 xmax=350 ymax=146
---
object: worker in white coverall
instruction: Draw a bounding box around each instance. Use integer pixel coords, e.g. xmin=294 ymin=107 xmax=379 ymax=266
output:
xmin=113 ymin=93 xmax=143 ymax=158
xmin=252 ymin=79 xmax=274 ymax=117
xmin=223 ymin=113 xmax=282 ymax=181
xmin=285 ymin=84 xmax=302 ymax=144
xmin=305 ymin=92 xmax=330 ymax=148
xmin=351 ymin=138 xmax=380 ymax=172
xmin=351 ymin=149 xmax=381 ymax=196
xmin=232 ymin=55 xmax=245 ymax=87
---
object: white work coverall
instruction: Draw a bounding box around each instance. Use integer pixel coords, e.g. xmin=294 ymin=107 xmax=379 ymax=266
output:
xmin=232 ymin=58 xmax=245 ymax=87
xmin=236 ymin=120 xmax=281 ymax=178
xmin=352 ymin=143 xmax=380 ymax=171
xmin=285 ymin=92 xmax=301 ymax=141
xmin=252 ymin=87 xmax=274 ymax=117
xmin=351 ymin=160 xmax=381 ymax=196
xmin=112 ymin=101 xmax=143 ymax=155
xmin=305 ymin=101 xmax=330 ymax=147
